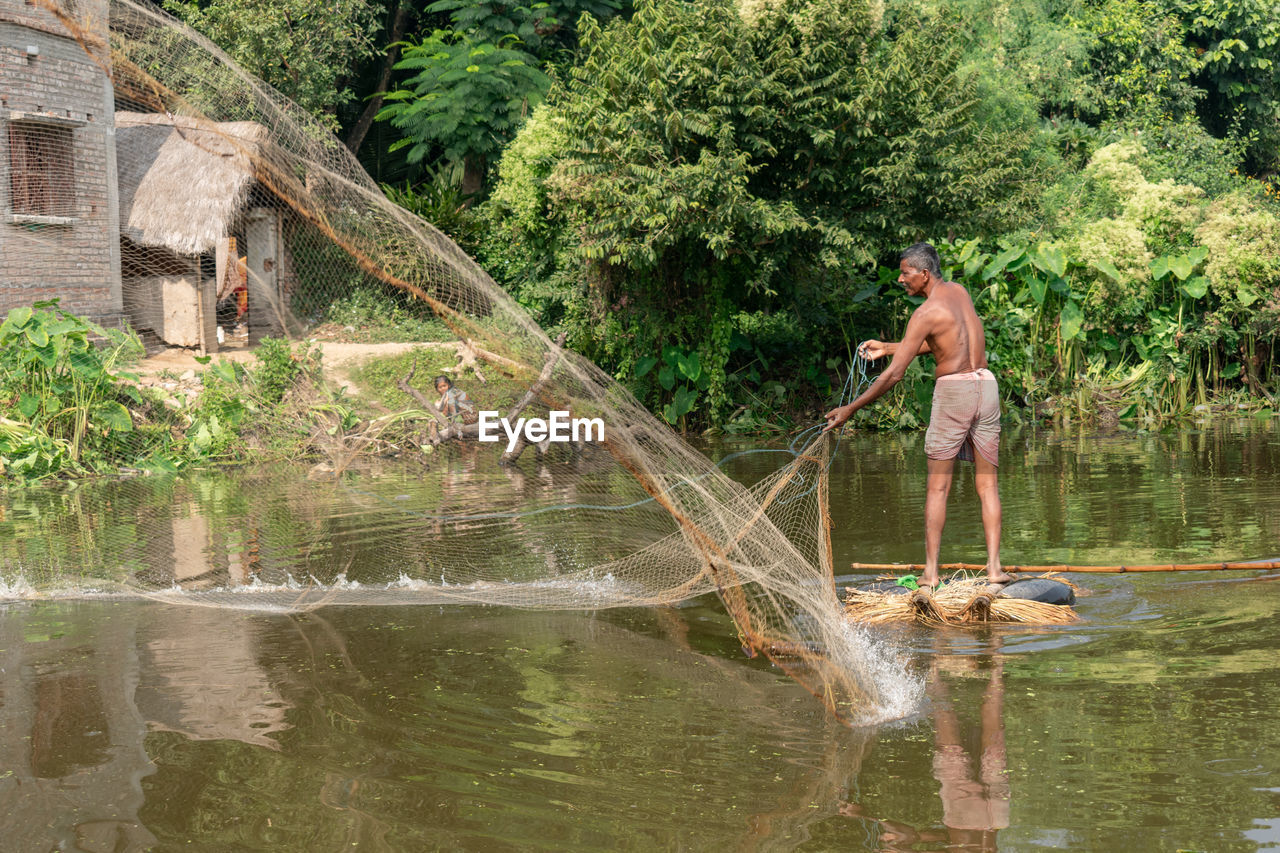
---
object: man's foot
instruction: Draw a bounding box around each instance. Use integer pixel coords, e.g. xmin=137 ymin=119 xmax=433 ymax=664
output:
xmin=919 ymin=572 xmax=941 ymax=591
xmin=985 ymin=569 xmax=1015 ymax=585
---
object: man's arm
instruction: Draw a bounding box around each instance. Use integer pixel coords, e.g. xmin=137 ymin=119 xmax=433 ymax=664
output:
xmin=826 ymin=311 xmax=933 ymax=432
xmin=860 ymin=339 xmax=931 ymax=360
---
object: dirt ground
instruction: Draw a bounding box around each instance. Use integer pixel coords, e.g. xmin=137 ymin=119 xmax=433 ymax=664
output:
xmin=135 ymin=340 xmax=464 ymax=399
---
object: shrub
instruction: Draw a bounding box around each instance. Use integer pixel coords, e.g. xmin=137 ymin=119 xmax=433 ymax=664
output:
xmin=0 ymin=302 xmax=150 ymax=477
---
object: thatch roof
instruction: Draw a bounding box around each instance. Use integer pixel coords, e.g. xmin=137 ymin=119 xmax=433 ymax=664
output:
xmin=115 ymin=111 xmax=271 ymax=255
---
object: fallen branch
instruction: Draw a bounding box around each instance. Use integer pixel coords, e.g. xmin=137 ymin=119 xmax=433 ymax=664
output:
xmin=465 ymin=339 xmax=531 ymax=376
xmin=501 ymin=332 xmax=568 ymax=465
xmin=849 ymin=560 xmax=1280 ymax=574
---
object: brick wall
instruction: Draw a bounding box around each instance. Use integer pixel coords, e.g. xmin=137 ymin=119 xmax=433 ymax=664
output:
xmin=0 ymin=0 xmax=121 ymax=325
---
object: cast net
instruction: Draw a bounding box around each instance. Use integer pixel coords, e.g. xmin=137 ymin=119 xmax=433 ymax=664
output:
xmin=0 ymin=0 xmax=918 ymax=724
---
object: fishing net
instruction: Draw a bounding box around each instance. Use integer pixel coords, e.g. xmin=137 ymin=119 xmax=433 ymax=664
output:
xmin=0 ymin=0 xmax=920 ymax=724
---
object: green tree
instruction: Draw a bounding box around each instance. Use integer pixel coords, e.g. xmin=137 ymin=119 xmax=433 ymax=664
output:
xmin=1073 ymin=0 xmax=1202 ymax=124
xmin=484 ymin=0 xmax=1042 ymax=424
xmin=374 ymin=0 xmax=622 ymax=192
xmin=427 ymin=0 xmax=622 ymax=56
xmin=376 ymin=31 xmax=551 ymax=194
xmin=165 ymin=0 xmax=383 ymax=129
xmin=1173 ymin=0 xmax=1280 ymax=172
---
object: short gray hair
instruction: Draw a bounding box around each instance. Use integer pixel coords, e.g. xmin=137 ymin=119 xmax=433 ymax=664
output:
xmin=900 ymin=242 xmax=941 ymax=278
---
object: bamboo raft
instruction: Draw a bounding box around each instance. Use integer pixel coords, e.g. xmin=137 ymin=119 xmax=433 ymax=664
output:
xmin=844 ymin=560 xmax=1280 ymax=626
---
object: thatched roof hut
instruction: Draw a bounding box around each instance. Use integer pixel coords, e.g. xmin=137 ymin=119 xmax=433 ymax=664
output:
xmin=115 ymin=111 xmax=303 ymax=350
xmin=115 ymin=111 xmax=272 ymax=255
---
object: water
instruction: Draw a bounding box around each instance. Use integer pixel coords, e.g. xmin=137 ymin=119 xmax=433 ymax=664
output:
xmin=1 ymin=420 xmax=1278 ymax=851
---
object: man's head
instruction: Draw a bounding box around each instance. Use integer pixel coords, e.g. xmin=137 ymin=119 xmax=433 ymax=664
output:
xmin=898 ymin=242 xmax=941 ymax=295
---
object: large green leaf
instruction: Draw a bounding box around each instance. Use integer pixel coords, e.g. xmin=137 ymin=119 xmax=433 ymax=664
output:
xmin=658 ymin=365 xmax=676 ymax=391
xmin=1026 ymin=274 xmax=1048 ymax=305
xmin=852 ymin=283 xmax=880 ymax=302
xmin=7 ymin=306 xmax=32 ymax=328
xmin=69 ymin=349 xmax=104 ymax=379
xmin=670 ymin=385 xmax=698 ymax=417
xmin=17 ymin=394 xmax=40 ymax=419
xmin=1167 ymin=254 xmax=1195 ymax=281
xmin=677 ymin=351 xmax=701 ymax=381
xmin=32 ymin=344 xmax=57 ymax=369
xmin=913 ymin=380 xmax=932 ymax=409
xmin=93 ymin=400 xmax=133 ymax=432
xmin=964 ymin=252 xmax=990 ymax=280
xmin=634 ymin=356 xmax=659 ymax=379
xmin=1031 ymin=244 xmax=1067 ymax=278
xmin=1059 ymin=300 xmax=1085 ymax=341
xmin=982 ymin=246 xmax=1025 ymax=281
xmin=1133 ymin=335 xmax=1150 ymax=361
xmin=44 ymin=318 xmax=80 ymax=337
xmin=24 ymin=325 xmax=49 ymax=348
xmin=1180 ymin=276 xmax=1209 ymax=299
xmin=1149 ymin=255 xmax=1170 ymax=281
xmin=1090 ymin=259 xmax=1121 ymax=281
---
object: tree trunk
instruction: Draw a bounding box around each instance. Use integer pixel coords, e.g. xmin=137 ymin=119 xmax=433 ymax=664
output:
xmin=461 ymin=154 xmax=485 ymax=200
xmin=344 ymin=1 xmax=412 ymax=155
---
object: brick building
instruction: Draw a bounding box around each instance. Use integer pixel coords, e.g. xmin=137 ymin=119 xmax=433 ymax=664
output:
xmin=0 ymin=0 xmax=122 ymax=325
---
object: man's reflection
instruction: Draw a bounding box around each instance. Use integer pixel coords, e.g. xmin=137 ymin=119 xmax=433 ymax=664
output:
xmin=839 ymin=644 xmax=1009 ymax=852
xmin=929 ymin=649 xmax=1008 ymax=851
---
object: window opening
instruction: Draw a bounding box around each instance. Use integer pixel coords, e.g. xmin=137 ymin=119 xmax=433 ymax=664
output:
xmin=8 ymin=121 xmax=75 ymax=218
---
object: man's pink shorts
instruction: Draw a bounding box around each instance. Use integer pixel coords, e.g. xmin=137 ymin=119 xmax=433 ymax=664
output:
xmin=924 ymin=368 xmax=1000 ymax=466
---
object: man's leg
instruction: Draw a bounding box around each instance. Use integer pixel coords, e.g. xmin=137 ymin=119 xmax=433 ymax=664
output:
xmin=923 ymin=457 xmax=956 ymax=589
xmin=973 ymin=454 xmax=1013 ymax=583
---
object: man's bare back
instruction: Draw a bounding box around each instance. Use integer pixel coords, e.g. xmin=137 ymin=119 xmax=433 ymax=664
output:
xmin=918 ymin=280 xmax=988 ymax=378
xmin=823 ymin=243 xmax=1009 ymax=587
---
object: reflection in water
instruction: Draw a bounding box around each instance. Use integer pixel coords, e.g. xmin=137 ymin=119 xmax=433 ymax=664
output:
xmin=0 ymin=600 xmax=870 ymax=850
xmin=0 ymin=609 xmax=156 ymax=851
xmin=928 ymin=644 xmax=1008 ymax=851
xmin=0 ymin=423 xmax=1278 ymax=849
xmin=0 ymin=442 xmax=682 ymax=605
xmin=836 ymin=639 xmax=1010 ymax=853
xmin=0 ymin=605 xmax=297 ymax=851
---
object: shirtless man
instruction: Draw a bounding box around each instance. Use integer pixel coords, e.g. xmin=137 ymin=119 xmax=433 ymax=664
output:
xmin=824 ymin=242 xmax=1013 ymax=589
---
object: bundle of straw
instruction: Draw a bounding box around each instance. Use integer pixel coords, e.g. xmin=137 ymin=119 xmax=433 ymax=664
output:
xmin=844 ymin=574 xmax=1080 ymax=626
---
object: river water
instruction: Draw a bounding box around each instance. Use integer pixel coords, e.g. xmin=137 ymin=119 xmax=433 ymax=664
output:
xmin=1 ymin=420 xmax=1278 ymax=851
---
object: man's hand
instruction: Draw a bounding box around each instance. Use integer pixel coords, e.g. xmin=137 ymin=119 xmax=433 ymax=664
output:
xmin=858 ymin=339 xmax=888 ymax=360
xmin=824 ymin=403 xmax=854 ymax=433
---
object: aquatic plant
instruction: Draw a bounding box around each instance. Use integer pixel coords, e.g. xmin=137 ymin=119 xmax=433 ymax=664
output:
xmin=0 ymin=301 xmax=150 ymax=478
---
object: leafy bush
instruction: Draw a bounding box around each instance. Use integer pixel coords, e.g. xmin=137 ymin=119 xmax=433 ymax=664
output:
xmin=319 ymin=286 xmax=453 ymax=343
xmin=1072 ymin=0 xmax=1202 ymax=124
xmin=254 ymin=337 xmax=308 ymax=404
xmin=484 ymin=0 xmax=1044 ymax=425
xmin=382 ymin=165 xmax=481 ymax=255
xmin=0 ymin=302 xmax=151 ymax=478
xmin=1175 ymin=0 xmax=1280 ymax=173
xmin=1130 ymin=117 xmax=1251 ymax=198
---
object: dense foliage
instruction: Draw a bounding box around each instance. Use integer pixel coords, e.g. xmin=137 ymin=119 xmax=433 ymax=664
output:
xmin=482 ymin=0 xmax=1042 ymax=424
xmin=47 ymin=0 xmax=1280 ymax=443
xmin=0 ymin=303 xmax=147 ymax=477
xmin=165 ymin=0 xmax=382 ymax=128
xmin=0 ymin=306 xmax=355 ymax=480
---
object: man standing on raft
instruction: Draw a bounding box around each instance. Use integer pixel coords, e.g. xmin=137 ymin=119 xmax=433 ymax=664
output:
xmin=824 ymin=242 xmax=1014 ymax=590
